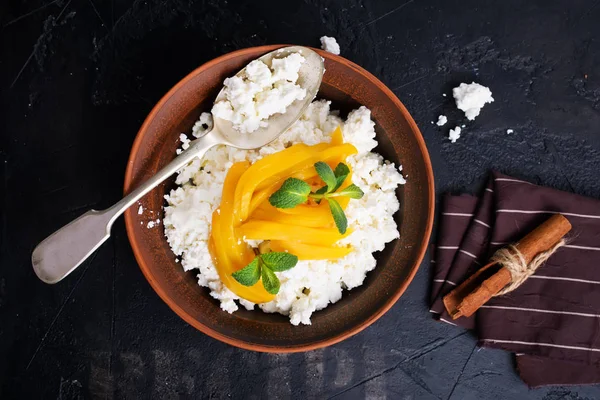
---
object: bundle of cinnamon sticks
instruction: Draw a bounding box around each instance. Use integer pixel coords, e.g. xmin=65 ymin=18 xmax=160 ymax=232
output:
xmin=443 ymin=214 xmax=572 ymax=319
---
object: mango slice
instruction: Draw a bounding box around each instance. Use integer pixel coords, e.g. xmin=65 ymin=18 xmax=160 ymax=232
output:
xmin=252 ymin=203 xmax=335 ymax=228
xmin=238 ymin=220 xmax=350 ymax=246
xmin=209 ymin=162 xmax=275 ymax=303
xmin=270 ymin=240 xmax=352 ymax=260
xmin=330 ymin=126 xmax=344 ymax=145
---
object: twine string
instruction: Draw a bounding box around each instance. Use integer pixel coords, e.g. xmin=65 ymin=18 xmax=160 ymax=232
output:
xmin=491 ymin=239 xmax=566 ymax=296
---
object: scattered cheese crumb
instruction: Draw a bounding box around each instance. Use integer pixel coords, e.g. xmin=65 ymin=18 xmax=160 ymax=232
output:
xmin=461 ymin=124 xmax=465 ymax=128
xmin=147 ymin=219 xmax=161 ymax=229
xmin=449 ymin=126 xmax=462 ymax=143
xmin=442 ymin=93 xmax=447 ymax=97
xmin=319 ymin=36 xmax=340 ymax=55
xmin=452 ymin=82 xmax=494 ymax=120
xmin=398 ymin=166 xmax=407 ymax=184
xmin=138 ymin=205 xmax=144 ymax=215
xmin=436 ymin=115 xmax=447 ymax=126
xmin=179 ymin=133 xmax=190 ymax=150
xmin=179 ymin=134 xmax=191 ymax=150
xmin=507 ymin=129 xmax=514 ymax=134
xmin=176 ymin=133 xmax=192 ymax=155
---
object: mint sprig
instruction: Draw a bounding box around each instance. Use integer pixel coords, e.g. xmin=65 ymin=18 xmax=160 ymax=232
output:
xmin=267 ymin=178 xmax=311 ymax=209
xmin=232 ymin=252 xmax=298 ymax=294
xmin=268 ymin=162 xmax=364 ymax=234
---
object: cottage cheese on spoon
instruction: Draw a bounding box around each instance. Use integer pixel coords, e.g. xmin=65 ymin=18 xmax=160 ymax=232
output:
xmin=211 ymin=53 xmax=307 ymax=134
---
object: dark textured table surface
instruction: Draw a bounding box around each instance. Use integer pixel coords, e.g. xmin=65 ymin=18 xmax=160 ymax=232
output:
xmin=2 ymin=0 xmax=600 ymax=399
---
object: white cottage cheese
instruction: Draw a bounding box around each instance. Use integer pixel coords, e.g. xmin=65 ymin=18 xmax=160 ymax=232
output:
xmin=211 ymin=54 xmax=307 ymax=134
xmin=449 ymin=126 xmax=462 ymax=143
xmin=436 ymin=115 xmax=447 ymax=126
xmin=320 ymin=36 xmax=341 ymax=55
xmin=452 ymin=82 xmax=494 ymax=120
xmin=164 ymin=100 xmax=405 ymax=325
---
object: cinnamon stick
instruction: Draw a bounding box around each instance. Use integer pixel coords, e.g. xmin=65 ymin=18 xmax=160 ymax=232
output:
xmin=443 ymin=214 xmax=572 ymax=319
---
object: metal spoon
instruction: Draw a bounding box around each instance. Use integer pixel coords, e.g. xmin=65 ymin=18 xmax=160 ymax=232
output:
xmin=32 ymin=46 xmax=324 ymax=284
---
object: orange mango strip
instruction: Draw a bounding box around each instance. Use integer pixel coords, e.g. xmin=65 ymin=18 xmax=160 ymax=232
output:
xmin=326 ymin=126 xmax=347 ymax=169
xmin=252 ymin=141 xmax=356 ymax=193
xmin=270 ymin=240 xmax=353 ymax=260
xmin=210 ymin=217 xmax=274 ymax=304
xmin=238 ymin=220 xmax=350 ymax=246
xmin=218 ymin=162 xmax=252 ymax=264
xmin=209 ymin=162 xmax=274 ymax=303
xmin=254 ymin=145 xmax=331 ymax=192
xmin=275 ymin=194 xmax=351 ymax=216
xmin=330 ymin=126 xmax=344 ymax=145
xmin=252 ymin=203 xmax=334 ymax=229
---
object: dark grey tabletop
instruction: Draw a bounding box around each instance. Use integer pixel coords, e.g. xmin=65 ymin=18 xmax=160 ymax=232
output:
xmin=2 ymin=0 xmax=600 ymax=398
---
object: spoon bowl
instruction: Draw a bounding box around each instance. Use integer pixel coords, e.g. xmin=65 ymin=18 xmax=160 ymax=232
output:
xmin=214 ymin=45 xmax=324 ymax=149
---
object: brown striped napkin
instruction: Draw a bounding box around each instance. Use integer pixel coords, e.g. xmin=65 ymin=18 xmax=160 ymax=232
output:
xmin=430 ymin=171 xmax=600 ymax=387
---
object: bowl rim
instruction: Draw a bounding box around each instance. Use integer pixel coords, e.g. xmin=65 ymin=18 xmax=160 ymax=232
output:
xmin=123 ymin=44 xmax=435 ymax=353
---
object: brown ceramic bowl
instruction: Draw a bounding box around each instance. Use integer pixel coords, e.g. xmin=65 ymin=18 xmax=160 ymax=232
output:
xmin=124 ymin=45 xmax=434 ymax=352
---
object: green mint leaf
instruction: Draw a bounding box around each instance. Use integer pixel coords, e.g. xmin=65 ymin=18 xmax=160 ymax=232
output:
xmin=333 ymin=163 xmax=351 ymax=191
xmin=232 ymin=258 xmax=261 ymax=286
xmin=313 ymin=185 xmax=328 ymax=204
xmin=261 ymin=252 xmax=298 ymax=272
xmin=336 ymin=183 xmax=364 ymax=199
xmin=269 ymin=178 xmax=311 ymax=209
xmin=314 ymin=161 xmax=337 ymax=193
xmin=261 ymin=266 xmax=281 ymax=294
xmin=334 ymin=162 xmax=350 ymax=178
xmin=334 ymin=175 xmax=349 ymax=191
xmin=314 ymin=186 xmax=328 ymax=195
xmin=327 ymin=198 xmax=348 ymax=234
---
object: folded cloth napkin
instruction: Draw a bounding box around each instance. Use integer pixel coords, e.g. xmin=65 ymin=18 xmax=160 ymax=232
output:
xmin=430 ymin=171 xmax=600 ymax=387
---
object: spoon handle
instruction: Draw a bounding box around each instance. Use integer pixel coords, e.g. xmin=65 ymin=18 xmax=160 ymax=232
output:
xmin=32 ymin=132 xmax=221 ymax=284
